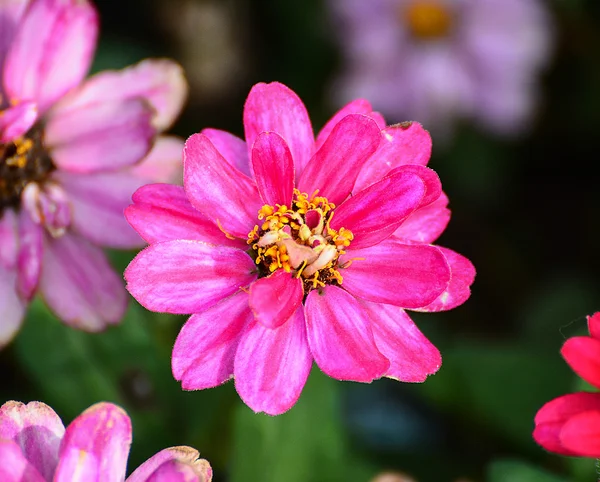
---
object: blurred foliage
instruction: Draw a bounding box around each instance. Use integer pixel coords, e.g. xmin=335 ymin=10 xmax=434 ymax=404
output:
xmin=2 ymin=0 xmax=600 ymax=481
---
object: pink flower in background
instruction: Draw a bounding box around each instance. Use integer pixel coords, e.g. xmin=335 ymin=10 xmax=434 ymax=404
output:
xmin=125 ymin=82 xmax=475 ymax=415
xmin=0 ymin=400 xmax=212 ymax=481
xmin=533 ymin=312 xmax=600 ymax=457
xmin=328 ymin=0 xmax=553 ymax=137
xmin=0 ymin=0 xmax=187 ymax=345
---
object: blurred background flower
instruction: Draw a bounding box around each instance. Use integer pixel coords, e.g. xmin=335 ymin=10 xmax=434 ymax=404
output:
xmin=327 ymin=0 xmax=554 ymax=139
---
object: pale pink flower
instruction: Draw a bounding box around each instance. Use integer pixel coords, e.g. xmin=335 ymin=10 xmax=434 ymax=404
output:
xmin=125 ymin=82 xmax=475 ymax=415
xmin=0 ymin=400 xmax=212 ymax=481
xmin=328 ymin=0 xmax=554 ymax=137
xmin=0 ymin=0 xmax=187 ymax=345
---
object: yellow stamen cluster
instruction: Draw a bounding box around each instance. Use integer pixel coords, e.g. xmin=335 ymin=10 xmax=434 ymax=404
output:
xmin=247 ymin=188 xmax=354 ymax=292
xmin=403 ymin=1 xmax=452 ymax=40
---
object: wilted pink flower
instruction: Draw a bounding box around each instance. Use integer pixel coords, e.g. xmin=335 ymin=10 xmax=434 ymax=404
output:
xmin=125 ymin=82 xmax=475 ymax=415
xmin=0 ymin=400 xmax=212 ymax=481
xmin=328 ymin=0 xmax=553 ymax=136
xmin=0 ymin=0 xmax=187 ymax=344
xmin=533 ymin=312 xmax=600 ymax=457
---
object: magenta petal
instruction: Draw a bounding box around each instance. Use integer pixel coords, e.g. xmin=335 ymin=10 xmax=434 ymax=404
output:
xmin=45 ymin=98 xmax=155 ymax=173
xmin=4 ymin=0 xmax=98 ymax=113
xmin=0 ymin=0 xmax=28 ymax=75
xmin=40 ymin=232 xmax=128 ymax=330
xmin=243 ymin=82 xmax=314 ymax=176
xmin=129 ymin=136 xmax=184 ymax=184
xmin=560 ymin=410 xmax=600 ymax=457
xmin=388 ymin=165 xmax=442 ymax=208
xmin=589 ymin=313 xmax=600 ymax=340
xmin=183 ymin=133 xmax=261 ymax=239
xmin=251 ymin=131 xmax=294 ymax=206
xmin=144 ymin=460 xmax=201 ymax=482
xmin=304 ymin=286 xmax=389 ymax=382
xmin=0 ymin=264 xmax=26 ymax=347
xmin=249 ymin=270 xmax=303 ymax=329
xmin=0 ymin=101 xmax=38 ymax=142
xmin=561 ymin=336 xmax=600 ymax=389
xmin=128 ymin=447 xmax=211 ymax=482
xmin=415 ymin=247 xmax=475 ymax=312
xmin=54 ymin=403 xmax=131 ymax=482
xmin=355 ymin=122 xmax=432 ymax=192
xmin=51 ymin=59 xmax=187 ymax=131
xmin=126 ymin=184 xmax=244 ymax=248
xmin=0 ymin=401 xmax=65 ymax=480
xmin=125 ymin=240 xmax=256 ymax=314
xmin=298 ymin=114 xmax=381 ymax=205
xmin=0 ymin=209 xmax=18 ymax=269
xmin=393 ymin=192 xmax=451 ymax=244
xmin=361 ymin=301 xmax=441 ymax=382
xmin=172 ymin=291 xmax=252 ymax=389
xmin=341 ymin=239 xmax=450 ymax=308
xmin=202 ymin=128 xmax=251 ymax=178
xmin=0 ymin=439 xmax=45 ymax=482
xmin=16 ymin=208 xmax=42 ymax=301
xmin=56 ymin=170 xmax=146 ymax=249
xmin=330 ymin=170 xmax=426 ymax=249
xmin=234 ymin=308 xmax=312 ymax=415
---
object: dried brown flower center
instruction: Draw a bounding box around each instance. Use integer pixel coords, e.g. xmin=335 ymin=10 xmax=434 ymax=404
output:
xmin=403 ymin=1 xmax=452 ymax=39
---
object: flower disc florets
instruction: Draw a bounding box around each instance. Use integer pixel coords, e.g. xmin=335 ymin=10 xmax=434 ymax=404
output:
xmin=247 ymin=188 xmax=353 ymax=293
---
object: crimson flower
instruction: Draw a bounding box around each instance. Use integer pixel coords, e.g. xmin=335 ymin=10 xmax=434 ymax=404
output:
xmin=125 ymin=82 xmax=475 ymax=415
xmin=0 ymin=401 xmax=212 ymax=481
xmin=534 ymin=312 xmax=600 ymax=457
xmin=0 ymin=0 xmax=187 ymax=345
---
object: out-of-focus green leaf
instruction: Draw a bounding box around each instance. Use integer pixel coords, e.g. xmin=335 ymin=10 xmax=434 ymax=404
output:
xmin=488 ymin=459 xmax=568 ymax=482
xmin=229 ymin=369 xmax=347 ymax=482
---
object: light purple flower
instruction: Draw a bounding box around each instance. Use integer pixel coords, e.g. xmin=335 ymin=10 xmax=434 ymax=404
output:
xmin=0 ymin=0 xmax=188 ymax=345
xmin=0 ymin=400 xmax=212 ymax=481
xmin=328 ymin=0 xmax=554 ymax=136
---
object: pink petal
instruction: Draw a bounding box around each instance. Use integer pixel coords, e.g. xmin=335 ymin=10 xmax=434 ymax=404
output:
xmin=0 ymin=208 xmax=18 ymax=270
xmin=128 ymin=447 xmax=212 ymax=482
xmin=55 ymin=170 xmax=146 ymax=249
xmin=125 ymin=240 xmax=256 ymax=315
xmin=415 ymin=247 xmax=476 ymax=312
xmin=0 ymin=439 xmax=45 ymax=482
xmin=201 ymin=128 xmax=251 ymax=178
xmin=393 ymin=192 xmax=451 ymax=244
xmin=50 ymin=58 xmax=187 ymax=131
xmin=3 ymin=0 xmax=98 ymax=113
xmin=0 ymin=401 xmax=65 ymax=480
xmin=248 ymin=270 xmax=303 ymax=329
xmin=298 ymin=114 xmax=381 ymax=206
xmin=39 ymin=232 xmax=128 ymax=330
xmin=330 ymin=169 xmax=426 ymax=250
xmin=361 ymin=301 xmax=441 ymax=382
xmin=54 ymin=403 xmax=131 ymax=482
xmin=129 ymin=136 xmax=184 ymax=184
xmin=560 ymin=410 xmax=600 ymax=457
xmin=172 ymin=291 xmax=252 ymax=389
xmin=234 ymin=308 xmax=312 ymax=415
xmin=304 ymin=286 xmax=389 ymax=382
xmin=183 ymin=133 xmax=261 ymax=239
xmin=315 ymin=98 xmax=382 ymax=151
xmin=45 ymin=98 xmax=155 ymax=173
xmin=0 ymin=101 xmax=38 ymax=142
xmin=388 ymin=165 xmax=442 ymax=208
xmin=588 ymin=312 xmax=600 ymax=340
xmin=0 ymin=0 xmax=28 ymax=75
xmin=561 ymin=336 xmax=600 ymax=389
xmin=0 ymin=263 xmax=25 ymax=347
xmin=16 ymin=208 xmax=42 ymax=301
xmin=251 ymin=131 xmax=294 ymax=206
xmin=533 ymin=392 xmax=600 ymax=456
xmin=341 ymin=239 xmax=450 ymax=309
xmin=355 ymin=122 xmax=432 ymax=192
xmin=144 ymin=460 xmax=201 ymax=482
xmin=126 ymin=183 xmax=244 ymax=248
xmin=243 ymin=82 xmax=314 ymax=176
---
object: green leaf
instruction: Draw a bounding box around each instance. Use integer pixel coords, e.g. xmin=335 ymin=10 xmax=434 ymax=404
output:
xmin=488 ymin=459 xmax=569 ymax=482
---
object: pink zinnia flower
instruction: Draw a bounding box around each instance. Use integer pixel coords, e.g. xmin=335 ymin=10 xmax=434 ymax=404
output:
xmin=534 ymin=312 xmax=600 ymax=457
xmin=328 ymin=0 xmax=553 ymax=136
xmin=125 ymin=82 xmax=475 ymax=415
xmin=0 ymin=0 xmax=187 ymax=345
xmin=0 ymin=400 xmax=212 ymax=481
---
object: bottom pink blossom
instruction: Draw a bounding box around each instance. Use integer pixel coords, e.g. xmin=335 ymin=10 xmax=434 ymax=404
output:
xmin=0 ymin=400 xmax=212 ymax=482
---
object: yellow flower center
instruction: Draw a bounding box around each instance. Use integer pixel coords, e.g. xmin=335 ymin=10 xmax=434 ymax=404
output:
xmin=403 ymin=1 xmax=452 ymax=39
xmin=247 ymin=189 xmax=354 ymax=292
